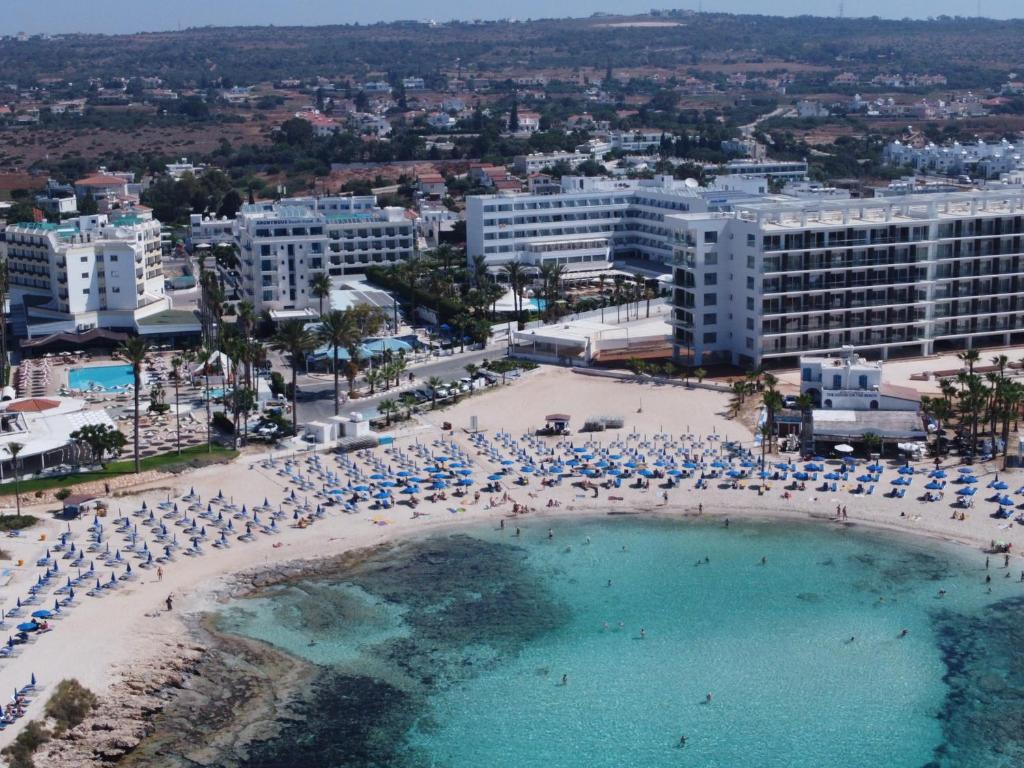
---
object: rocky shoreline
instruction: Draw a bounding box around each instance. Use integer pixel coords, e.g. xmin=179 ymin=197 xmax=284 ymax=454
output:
xmin=39 ymin=548 xmax=392 ymax=767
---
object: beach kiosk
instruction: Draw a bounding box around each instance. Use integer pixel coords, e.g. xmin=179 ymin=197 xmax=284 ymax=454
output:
xmin=540 ymin=414 xmax=571 ymax=436
xmin=62 ymin=494 xmax=103 ymax=518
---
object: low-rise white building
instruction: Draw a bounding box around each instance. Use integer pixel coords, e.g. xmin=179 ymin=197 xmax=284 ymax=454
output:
xmin=799 ymin=348 xmax=919 ymax=411
xmin=190 ymin=213 xmax=235 ymax=246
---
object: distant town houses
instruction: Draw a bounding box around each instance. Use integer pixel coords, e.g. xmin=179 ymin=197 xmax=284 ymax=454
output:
xmin=884 ymin=137 xmax=1024 ymax=178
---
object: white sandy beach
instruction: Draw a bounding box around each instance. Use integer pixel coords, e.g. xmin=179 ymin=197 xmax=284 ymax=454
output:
xmin=0 ymin=366 xmax=1022 ymax=753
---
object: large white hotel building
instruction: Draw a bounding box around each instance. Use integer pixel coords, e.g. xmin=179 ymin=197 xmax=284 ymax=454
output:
xmin=466 ymin=175 xmax=762 ymax=274
xmin=1 ymin=211 xmax=168 ymax=336
xmin=233 ymin=196 xmax=414 ymax=313
xmin=467 ymin=178 xmax=1024 ymax=369
xmin=670 ymin=189 xmax=1024 ymax=368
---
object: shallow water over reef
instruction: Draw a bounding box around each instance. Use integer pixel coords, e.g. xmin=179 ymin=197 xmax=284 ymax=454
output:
xmin=162 ymin=519 xmax=1024 ymax=767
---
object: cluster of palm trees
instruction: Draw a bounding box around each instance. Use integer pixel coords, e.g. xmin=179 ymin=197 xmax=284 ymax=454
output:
xmin=270 ymin=305 xmax=388 ymax=435
xmin=923 ymin=350 xmax=1024 ymax=466
xmin=386 ymin=246 xmax=501 ymax=344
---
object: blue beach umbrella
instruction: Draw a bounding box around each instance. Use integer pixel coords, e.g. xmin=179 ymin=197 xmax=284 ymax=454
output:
xmin=957 ymin=487 xmax=976 ymax=496
xmin=402 ymin=485 xmax=420 ymax=494
xmin=929 ymin=469 xmax=947 ymax=478
xmin=991 ymin=481 xmax=1009 ymax=490
xmin=824 ymin=472 xmax=841 ymax=480
xmin=960 ymin=476 xmax=978 ymax=484
xmin=898 ymin=466 xmax=915 ymax=475
xmin=997 ymin=495 xmax=1015 ymax=506
xmin=794 ymin=472 xmax=809 ymax=481
xmin=924 ymin=481 xmax=944 ymax=490
xmin=891 ymin=477 xmax=910 ymax=486
xmin=17 ymin=623 xmax=37 ymax=632
xmin=30 ymin=610 xmax=52 ymax=619
xmin=867 ymin=463 xmax=884 ymax=473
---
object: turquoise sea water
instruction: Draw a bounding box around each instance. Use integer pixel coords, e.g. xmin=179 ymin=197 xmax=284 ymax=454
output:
xmin=216 ymin=518 xmax=1024 ymax=768
xmin=68 ymin=363 xmax=134 ymax=391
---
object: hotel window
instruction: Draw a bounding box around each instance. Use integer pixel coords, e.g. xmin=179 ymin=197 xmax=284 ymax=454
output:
xmin=703 ymin=332 xmax=717 ymax=343
xmin=703 ymin=313 xmax=717 ymax=325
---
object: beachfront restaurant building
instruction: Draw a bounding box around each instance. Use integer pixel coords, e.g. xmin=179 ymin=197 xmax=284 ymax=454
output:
xmin=790 ymin=349 xmax=925 ymax=455
xmin=0 ymin=397 xmax=117 ymax=481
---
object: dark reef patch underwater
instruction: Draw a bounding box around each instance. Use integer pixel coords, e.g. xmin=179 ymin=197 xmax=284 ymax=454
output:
xmin=117 ymin=522 xmax=1024 ymax=768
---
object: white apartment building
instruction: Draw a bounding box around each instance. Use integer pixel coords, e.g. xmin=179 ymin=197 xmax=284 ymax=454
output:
xmin=513 ymin=151 xmax=592 ymax=175
xmin=189 ymin=213 xmax=235 ymax=246
xmin=711 ymin=159 xmax=809 ymax=180
xmin=466 ymin=175 xmax=764 ymax=274
xmin=234 ymin=197 xmax=414 ymax=312
xmin=669 ymin=189 xmax=1024 ymax=369
xmin=2 ymin=212 xmax=168 ymax=335
xmin=884 ymin=139 xmax=1023 ymax=178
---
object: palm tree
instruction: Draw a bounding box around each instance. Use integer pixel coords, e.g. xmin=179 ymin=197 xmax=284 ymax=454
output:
xmin=271 ymin=320 xmax=315 ymax=436
xmin=762 ymin=389 xmax=785 ymax=452
xmin=378 ymin=398 xmax=397 ymax=426
xmin=117 ymin=337 xmax=151 ymax=473
xmin=318 ymin=310 xmax=357 ymax=416
xmin=758 ymin=423 xmax=771 ymax=475
xmin=399 ymin=392 xmax=418 ymax=419
xmin=365 ymin=368 xmax=381 ymax=396
xmin=0 ymin=261 xmax=8 ymax=388
xmin=502 ymin=262 xmax=526 ymax=328
xmin=958 ymin=348 xmax=980 ymax=376
xmin=613 ymin=274 xmax=625 ymax=322
xmin=427 ymin=376 xmax=444 ymax=409
xmin=404 ymin=254 xmax=423 ymax=324
xmin=471 ymin=254 xmax=488 ymax=288
xmin=5 ymin=442 xmax=23 ymax=517
xmin=391 ymin=355 xmax=408 ymax=387
xmin=170 ymin=353 xmax=185 ymax=454
xmin=309 ymin=272 xmax=332 ymax=317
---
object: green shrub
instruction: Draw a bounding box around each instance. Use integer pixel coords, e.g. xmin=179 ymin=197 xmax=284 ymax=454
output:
xmin=1 ymin=720 xmax=50 ymax=768
xmin=44 ymin=679 xmax=98 ymax=735
xmin=55 ymin=489 xmax=72 ymax=501
xmin=0 ymin=515 xmax=37 ymax=532
xmin=211 ymin=411 xmax=235 ymax=434
xmin=269 ymin=371 xmax=286 ymax=397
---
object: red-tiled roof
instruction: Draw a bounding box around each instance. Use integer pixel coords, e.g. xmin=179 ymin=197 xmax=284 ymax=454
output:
xmin=75 ymin=174 xmax=126 ymax=187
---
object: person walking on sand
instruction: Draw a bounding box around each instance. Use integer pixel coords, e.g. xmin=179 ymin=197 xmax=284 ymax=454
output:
xmin=157 ymin=566 xmax=163 ymax=582
xmin=165 ymin=594 xmax=173 ymax=612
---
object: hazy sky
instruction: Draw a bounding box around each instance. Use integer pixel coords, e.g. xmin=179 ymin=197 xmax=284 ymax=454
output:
xmin=8 ymin=0 xmax=1019 ymax=34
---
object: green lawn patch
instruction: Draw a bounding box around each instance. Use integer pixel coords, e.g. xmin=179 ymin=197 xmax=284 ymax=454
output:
xmin=0 ymin=445 xmax=239 ymax=497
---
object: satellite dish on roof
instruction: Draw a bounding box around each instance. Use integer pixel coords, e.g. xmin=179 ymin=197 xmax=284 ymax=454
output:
xmin=684 ymin=178 xmax=700 ymax=189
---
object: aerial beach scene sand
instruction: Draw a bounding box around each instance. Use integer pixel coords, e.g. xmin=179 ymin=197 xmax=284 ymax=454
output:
xmin=8 ymin=4 xmax=1024 ymax=766
xmin=0 ymin=367 xmax=1021 ymax=766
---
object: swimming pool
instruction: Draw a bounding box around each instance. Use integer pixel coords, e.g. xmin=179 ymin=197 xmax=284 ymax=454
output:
xmin=68 ymin=364 xmax=137 ymax=392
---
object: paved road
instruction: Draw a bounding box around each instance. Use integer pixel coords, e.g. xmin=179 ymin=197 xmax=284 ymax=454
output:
xmin=291 ymin=347 xmax=498 ymax=424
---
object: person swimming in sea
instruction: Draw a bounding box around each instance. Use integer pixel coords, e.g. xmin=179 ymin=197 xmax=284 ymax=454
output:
xmin=678 ymin=735 xmax=688 ymax=748
xmin=898 ymin=629 xmax=908 ymax=638
xmin=561 ymin=674 xmax=568 ymax=686
xmin=640 ymin=628 xmax=646 ymax=639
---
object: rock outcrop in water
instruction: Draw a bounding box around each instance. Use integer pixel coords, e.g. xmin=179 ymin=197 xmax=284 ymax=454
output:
xmin=45 ymin=534 xmax=568 ymax=768
xmin=928 ymin=596 xmax=1024 ymax=768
